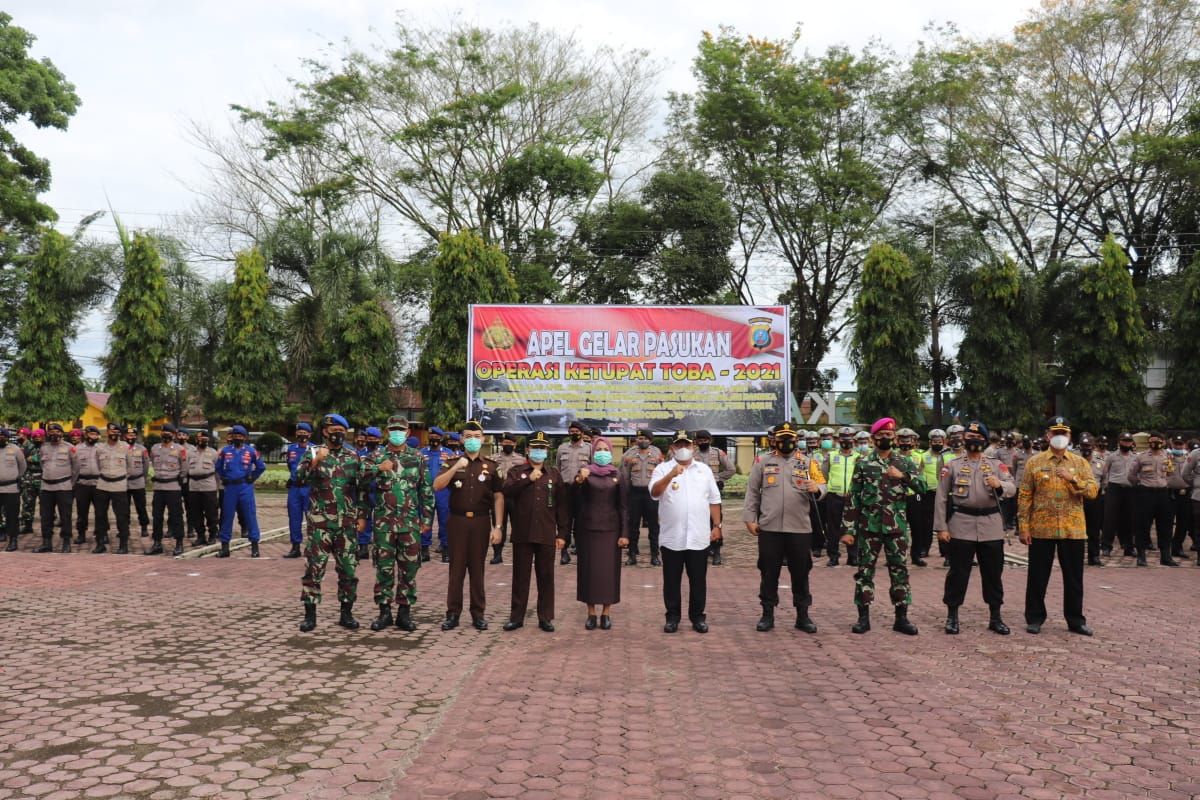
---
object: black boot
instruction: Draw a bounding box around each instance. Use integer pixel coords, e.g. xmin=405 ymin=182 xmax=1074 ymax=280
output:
xmin=33 ymin=536 xmax=54 ymax=554
xmin=827 ymin=554 xmax=839 ymax=567
xmin=73 ymin=533 xmax=86 ymax=545
xmin=4 ymin=534 xmax=17 ymax=552
xmin=560 ymin=548 xmax=570 ymax=565
xmin=490 ymin=545 xmax=502 ymax=564
xmin=145 ymin=540 xmax=164 ymax=556
xmin=851 ymin=606 xmax=870 ymax=634
xmin=625 ymin=550 xmax=637 ymax=566
xmin=116 ymin=538 xmax=129 ymax=555
xmin=194 ymin=533 xmax=207 ymax=547
xmin=651 ymin=551 xmax=661 ymax=567
xmin=140 ymin=524 xmax=148 ymax=539
xmin=1136 ymin=550 xmax=1148 ymax=567
xmin=59 ymin=537 xmax=71 ymax=553
xmin=395 ymin=605 xmax=416 ymax=632
xmin=440 ymin=613 xmax=460 ymax=630
xmin=299 ymin=603 xmax=317 ymax=632
xmin=250 ymin=541 xmax=260 ymax=558
xmin=944 ymin=606 xmax=960 ymax=635
xmin=1160 ymin=552 xmax=1179 ymax=567
xmin=92 ymin=539 xmax=107 ymax=554
xmin=711 ymin=549 xmax=723 ymax=566
xmin=440 ymin=550 xmax=450 ymax=563
xmin=988 ymin=606 xmax=1010 ymax=635
xmin=370 ymin=604 xmax=393 ymax=631
xmin=356 ymin=543 xmax=369 ymax=561
xmin=795 ymin=607 xmax=817 ymax=634
xmin=420 ymin=545 xmax=430 ymax=562
xmin=756 ymin=606 xmax=774 ymax=632
xmin=172 ymin=541 xmax=183 ymax=557
xmin=283 ymin=542 xmax=301 ymax=559
xmin=338 ymin=601 xmax=359 ymax=630
xmin=893 ymin=605 xmax=919 ymax=635
xmin=217 ymin=541 xmax=230 ymax=558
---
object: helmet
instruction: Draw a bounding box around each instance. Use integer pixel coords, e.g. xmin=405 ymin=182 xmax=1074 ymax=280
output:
xmin=897 ymin=427 xmax=917 ymax=438
xmin=946 ymin=424 xmax=965 ymax=435
xmin=928 ymin=429 xmax=946 ymax=439
xmin=854 ymin=430 xmax=871 ymax=441
xmin=838 ymin=426 xmax=855 ymax=437
xmin=818 ymin=426 xmax=834 ymax=436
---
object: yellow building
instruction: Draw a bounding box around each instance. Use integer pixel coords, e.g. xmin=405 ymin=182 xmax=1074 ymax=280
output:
xmin=40 ymin=392 xmax=168 ymax=437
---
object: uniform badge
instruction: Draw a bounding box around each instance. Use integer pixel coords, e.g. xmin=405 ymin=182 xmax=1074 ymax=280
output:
xmin=520 ymin=473 xmax=527 ymax=480
xmin=454 ymin=480 xmax=463 ymax=488
xmin=766 ymin=475 xmax=776 ymax=485
xmin=670 ymin=481 xmax=679 ymax=490
xmin=478 ymin=473 xmax=487 ymax=482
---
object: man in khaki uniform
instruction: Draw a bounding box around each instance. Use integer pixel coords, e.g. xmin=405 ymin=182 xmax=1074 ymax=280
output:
xmin=35 ymin=424 xmax=77 ymax=553
xmin=94 ymin=423 xmax=134 ymax=554
xmin=0 ymin=428 xmax=28 ymax=552
xmin=933 ymin=421 xmax=1015 ymax=635
xmin=186 ymin=431 xmax=220 ymax=551
xmin=1129 ymin=431 xmax=1179 ymax=567
xmin=73 ymin=425 xmax=102 ymax=547
xmin=124 ymin=428 xmax=151 ymax=540
xmin=490 ymin=432 xmax=526 ymax=565
xmin=621 ymin=428 xmax=663 ymax=566
xmin=694 ymin=429 xmax=735 ymax=565
xmin=555 ymin=420 xmax=591 ymax=565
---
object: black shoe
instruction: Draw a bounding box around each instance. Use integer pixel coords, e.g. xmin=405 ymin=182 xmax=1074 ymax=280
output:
xmin=851 ymin=607 xmax=870 ymax=634
xmin=471 ymin=616 xmax=488 ymax=631
xmin=145 ymin=541 xmax=164 ymax=556
xmin=337 ymin=602 xmax=359 ymax=630
xmin=395 ymin=606 xmax=416 ymax=632
xmin=490 ymin=545 xmax=502 ymax=565
xmin=59 ymin=538 xmax=71 ymax=554
xmin=1101 ymin=547 xmax=1112 ymax=557
xmin=942 ymin=558 xmax=950 ymax=568
xmin=650 ymin=555 xmax=661 ymax=567
xmin=538 ymin=620 xmax=554 ymax=633
xmin=217 ymin=541 xmax=231 ymax=558
xmin=585 ymin=615 xmax=598 ymax=630
xmin=692 ymin=619 xmax=709 ymax=633
xmin=756 ymin=609 xmax=775 ymax=632
xmin=988 ymin=616 xmax=1010 ymax=635
xmin=1068 ymin=623 xmax=1093 ymax=636
xmin=440 ymin=550 xmax=450 ymax=563
xmin=826 ymin=555 xmax=839 ymax=567
xmin=33 ymin=539 xmax=54 ymax=554
xmin=893 ymin=605 xmax=918 ymax=635
xmin=114 ymin=541 xmax=129 ymax=555
xmin=171 ymin=544 xmax=183 ymax=557
xmin=194 ymin=535 xmax=208 ymax=547
xmin=92 ymin=542 xmax=107 ymax=554
xmin=795 ymin=610 xmax=817 ymax=634
xmin=502 ymin=620 xmax=523 ymax=631
xmin=283 ymin=543 xmax=302 ymax=559
xmin=1171 ymin=548 xmax=1185 ymax=558
xmin=663 ymin=619 xmax=679 ymax=633
xmin=1160 ymin=556 xmax=1179 ymax=567
xmin=420 ymin=546 xmax=430 ymax=562
xmin=440 ymin=613 xmax=459 ymax=631
xmin=625 ymin=552 xmax=637 ymax=566
xmin=1136 ymin=553 xmax=1148 ymax=567
xmin=711 ymin=552 xmax=723 ymax=566
xmin=944 ymin=607 xmax=960 ymax=635
xmin=846 ymin=555 xmax=858 ymax=567
xmin=250 ymin=541 xmax=260 ymax=558
xmin=1088 ymin=557 xmax=1104 ymax=566
xmin=912 ymin=557 xmax=927 ymax=567
xmin=1124 ymin=548 xmax=1136 ymax=557
xmin=299 ymin=604 xmax=317 ymax=632
xmin=73 ymin=534 xmax=86 ymax=545
xmin=139 ymin=526 xmax=148 ymax=539
xmin=560 ymin=550 xmax=570 ymax=565
xmin=370 ymin=604 xmax=393 ymax=631
xmin=599 ymin=615 xmax=612 ymax=630
xmin=4 ymin=536 xmax=17 ymax=552
xmin=356 ymin=543 xmax=369 ymax=561
xmin=1026 ymin=622 xmax=1042 ymax=634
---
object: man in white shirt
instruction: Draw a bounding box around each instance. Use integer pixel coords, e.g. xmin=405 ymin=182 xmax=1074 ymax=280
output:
xmin=650 ymin=430 xmax=723 ymax=633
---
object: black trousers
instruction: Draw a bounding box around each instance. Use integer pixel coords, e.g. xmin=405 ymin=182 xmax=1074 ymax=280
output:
xmin=188 ymin=491 xmax=219 ymax=539
xmin=824 ymin=494 xmax=848 ymax=557
xmin=40 ymin=490 xmax=72 ymax=541
xmin=1083 ymin=495 xmax=1104 ymax=561
xmin=943 ymin=538 xmax=1004 ymax=608
xmin=1025 ymin=538 xmax=1085 ymax=628
xmin=909 ymin=491 xmax=935 ymax=559
xmin=93 ymin=489 xmax=130 ymax=545
xmin=128 ymin=488 xmax=149 ymax=527
xmin=808 ymin=499 xmax=826 ymax=554
xmin=709 ymin=484 xmax=726 ymax=555
xmin=0 ymin=494 xmax=18 ymax=541
xmin=1135 ymin=487 xmax=1173 ymax=554
xmin=74 ymin=483 xmax=97 ymax=539
xmin=152 ymin=489 xmax=184 ymax=543
xmin=1102 ymin=484 xmax=1134 ymax=551
xmin=510 ymin=541 xmax=555 ymax=623
xmin=757 ymin=531 xmax=812 ymax=609
xmin=626 ymin=486 xmax=659 ymax=556
xmin=1173 ymin=495 xmax=1196 ymax=549
xmin=661 ymin=546 xmax=708 ymax=622
xmin=1000 ymin=495 xmax=1017 ymax=530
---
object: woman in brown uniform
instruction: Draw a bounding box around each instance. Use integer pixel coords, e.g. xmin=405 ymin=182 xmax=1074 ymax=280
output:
xmin=573 ymin=436 xmax=629 ymax=630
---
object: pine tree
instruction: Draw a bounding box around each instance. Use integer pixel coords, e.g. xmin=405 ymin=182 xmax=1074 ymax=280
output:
xmin=1159 ymin=251 xmax=1200 ymax=425
xmin=1 ymin=230 xmax=86 ymax=422
xmin=850 ymin=243 xmax=925 ymax=423
xmin=101 ymin=229 xmax=170 ymax=426
xmin=208 ymin=249 xmax=285 ymax=426
xmin=310 ymin=296 xmax=398 ymax=424
xmin=416 ymin=231 xmax=518 ymax=428
xmin=955 ymin=258 xmax=1042 ymax=431
xmin=1060 ymin=236 xmax=1148 ymax=433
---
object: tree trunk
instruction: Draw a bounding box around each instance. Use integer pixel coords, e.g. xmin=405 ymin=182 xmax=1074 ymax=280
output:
xmin=930 ymin=307 xmax=943 ymax=426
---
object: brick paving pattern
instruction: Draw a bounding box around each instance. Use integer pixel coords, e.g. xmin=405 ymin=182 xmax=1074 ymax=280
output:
xmin=1 ymin=494 xmax=1198 ymax=799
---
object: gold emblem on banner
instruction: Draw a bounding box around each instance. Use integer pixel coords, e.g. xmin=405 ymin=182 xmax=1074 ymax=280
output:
xmin=748 ymin=317 xmax=772 ymax=350
xmin=482 ymin=320 xmax=515 ymax=350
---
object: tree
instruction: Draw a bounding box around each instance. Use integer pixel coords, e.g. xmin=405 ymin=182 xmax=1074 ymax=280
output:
xmin=1060 ymin=236 xmax=1148 ymax=434
xmin=309 ymin=296 xmax=399 ymax=424
xmin=1159 ymin=252 xmax=1200 ymax=425
xmin=683 ymin=29 xmax=907 ymax=398
xmin=158 ymin=238 xmax=211 ymax=426
xmin=101 ymin=226 xmax=170 ymax=427
xmin=955 ymin=258 xmax=1042 ymax=431
xmin=208 ymin=249 xmax=285 ymax=426
xmin=850 ymin=243 xmax=925 ymax=423
xmin=1 ymin=230 xmax=85 ymax=422
xmin=416 ymin=231 xmax=517 ymax=428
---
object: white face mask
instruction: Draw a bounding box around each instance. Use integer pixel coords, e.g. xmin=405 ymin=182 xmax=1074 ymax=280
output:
xmin=1049 ymin=435 xmax=1070 ymax=451
xmin=674 ymin=447 xmax=693 ymax=463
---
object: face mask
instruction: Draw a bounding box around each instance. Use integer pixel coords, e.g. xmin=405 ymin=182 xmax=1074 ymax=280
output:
xmin=108 ymin=433 xmax=119 ymax=442
xmin=777 ymin=440 xmax=796 ymax=455
xmin=797 ymin=441 xmax=808 ymax=452
xmin=840 ymin=440 xmax=853 ymax=450
xmin=965 ymin=440 xmax=985 ymax=453
xmin=1049 ymin=435 xmax=1070 ymax=451
xmin=930 ymin=443 xmax=944 ymax=452
xmin=502 ymin=445 xmax=515 ymax=454
xmin=876 ymin=438 xmax=893 ymax=451
xmin=327 ymin=432 xmax=345 ymax=447
xmin=593 ymin=450 xmax=613 ymax=466
xmin=1171 ymin=448 xmax=1185 ymax=456
xmin=856 ymin=444 xmax=870 ymax=454
xmin=674 ymin=447 xmax=693 ymax=462
xmin=463 ymin=438 xmax=483 ymax=454
xmin=570 ymin=432 xmax=582 ymax=442
xmin=638 ymin=440 xmax=649 ymax=449
xmin=49 ymin=434 xmax=62 ymax=444
xmin=389 ymin=430 xmax=406 ymax=446
xmin=1081 ymin=447 xmax=1092 ymax=456
xmin=231 ymin=437 xmax=246 ymax=447
xmin=198 ymin=439 xmax=209 ymax=449
xmin=428 ymin=439 xmax=441 ymax=448
xmin=1149 ymin=442 xmax=1162 ymax=450
xmin=365 ymin=442 xmax=379 ymax=451
xmin=1119 ymin=444 xmax=1132 ymax=452
xmin=698 ymin=443 xmax=710 ymax=452
xmin=528 ymin=449 xmax=548 ymax=464
xmin=899 ymin=442 xmax=912 ymax=451
xmin=821 ymin=439 xmax=834 ymax=450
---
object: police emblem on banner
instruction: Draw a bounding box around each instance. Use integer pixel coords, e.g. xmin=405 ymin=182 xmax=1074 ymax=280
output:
xmin=482 ymin=320 xmax=515 ymax=350
xmin=748 ymin=317 xmax=772 ymax=350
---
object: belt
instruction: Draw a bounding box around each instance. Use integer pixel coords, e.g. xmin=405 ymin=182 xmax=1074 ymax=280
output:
xmin=189 ymin=472 xmax=215 ymax=481
xmin=0 ymin=478 xmax=18 ymax=487
xmin=78 ymin=473 xmax=99 ymax=480
xmin=155 ymin=477 xmax=181 ymax=485
xmin=99 ymin=475 xmax=126 ymax=483
xmin=452 ymin=511 xmax=484 ymax=519
xmin=1139 ymin=486 xmax=1169 ymax=492
xmin=951 ymin=506 xmax=999 ymax=517
xmin=42 ymin=477 xmax=71 ymax=486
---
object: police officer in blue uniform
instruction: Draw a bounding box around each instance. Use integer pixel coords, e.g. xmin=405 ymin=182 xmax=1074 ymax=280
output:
xmin=215 ymin=425 xmax=266 ymax=558
xmin=421 ymin=427 xmax=452 ymax=562
xmin=356 ymin=426 xmax=383 ymax=560
xmin=284 ymin=422 xmax=312 ymax=559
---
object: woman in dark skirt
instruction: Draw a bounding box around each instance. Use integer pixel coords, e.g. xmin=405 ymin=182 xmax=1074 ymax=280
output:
xmin=573 ymin=436 xmax=629 ymax=629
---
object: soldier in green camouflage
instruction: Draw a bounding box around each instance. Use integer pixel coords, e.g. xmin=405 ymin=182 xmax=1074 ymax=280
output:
xmin=840 ymin=417 xmax=926 ymax=635
xmin=361 ymin=416 xmax=435 ymax=632
xmin=20 ymin=429 xmax=44 ymax=535
xmin=297 ymin=413 xmax=363 ymax=633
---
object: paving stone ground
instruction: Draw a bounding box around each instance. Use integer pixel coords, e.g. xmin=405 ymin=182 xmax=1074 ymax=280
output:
xmin=1 ymin=493 xmax=1198 ymax=799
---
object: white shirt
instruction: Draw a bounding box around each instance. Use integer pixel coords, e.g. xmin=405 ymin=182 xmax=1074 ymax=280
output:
xmin=650 ymin=458 xmax=721 ymax=551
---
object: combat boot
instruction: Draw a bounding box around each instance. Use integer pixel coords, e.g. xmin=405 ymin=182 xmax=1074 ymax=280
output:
xmin=795 ymin=607 xmax=817 ymax=634
xmin=370 ymin=604 xmax=393 ymax=631
xmin=338 ymin=601 xmax=359 ymax=630
xmin=59 ymin=537 xmax=71 ymax=553
xmin=250 ymin=541 xmax=260 ymax=558
xmin=283 ymin=542 xmax=302 ymax=559
xmin=193 ymin=533 xmax=207 ymax=547
xmin=490 ymin=545 xmax=502 ymax=564
xmin=944 ymin=606 xmax=960 ymax=635
xmin=145 ymin=540 xmax=163 ymax=556
xmin=987 ymin=605 xmax=1010 ymax=635
xmin=92 ymin=539 xmax=107 ymax=554
xmin=625 ymin=550 xmax=637 ymax=566
xmin=116 ymin=537 xmax=129 ymax=555
xmin=356 ymin=543 xmax=369 ymax=561
xmin=299 ymin=603 xmax=317 ymax=632
xmin=171 ymin=542 xmax=183 ymax=557
xmin=395 ymin=605 xmax=416 ymax=632
xmin=73 ymin=532 xmax=86 ymax=546
xmin=893 ymin=604 xmax=919 ymax=635
xmin=420 ymin=545 xmax=430 ymax=562
xmin=4 ymin=533 xmax=17 ymax=552
xmin=140 ymin=524 xmax=148 ymax=539
xmin=755 ymin=605 xmax=774 ymax=632
xmin=851 ymin=606 xmax=870 ymax=634
xmin=33 ymin=536 xmax=54 ymax=554
xmin=217 ymin=541 xmax=230 ymax=558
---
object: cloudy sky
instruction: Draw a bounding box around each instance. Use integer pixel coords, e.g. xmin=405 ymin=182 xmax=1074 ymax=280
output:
xmin=11 ymin=1 xmax=1036 ymax=385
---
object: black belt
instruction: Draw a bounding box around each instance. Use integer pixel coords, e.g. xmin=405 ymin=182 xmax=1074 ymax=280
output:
xmin=42 ymin=477 xmax=71 ymax=487
xmin=0 ymin=478 xmax=18 ymax=487
xmin=223 ymin=477 xmax=252 ymax=485
xmin=190 ymin=472 xmax=215 ymax=481
xmin=99 ymin=475 xmax=126 ymax=483
xmin=78 ymin=473 xmax=99 ymax=480
xmin=451 ymin=511 xmax=487 ymax=519
xmin=155 ymin=478 xmax=181 ymax=486
xmin=951 ymin=506 xmax=1000 ymax=517
xmin=1139 ymin=486 xmax=1169 ymax=492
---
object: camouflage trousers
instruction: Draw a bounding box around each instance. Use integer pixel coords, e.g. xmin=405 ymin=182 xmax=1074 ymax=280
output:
xmin=373 ymin=523 xmax=421 ymax=607
xmin=20 ymin=478 xmax=40 ymax=532
xmin=301 ymin=523 xmax=358 ymax=606
xmin=853 ymin=529 xmax=913 ymax=608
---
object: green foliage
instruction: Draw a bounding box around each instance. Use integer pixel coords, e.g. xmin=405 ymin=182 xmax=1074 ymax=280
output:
xmin=1 ymin=230 xmax=85 ymax=421
xmin=309 ymin=296 xmax=399 ymax=425
xmin=955 ymin=258 xmax=1042 ymax=431
xmin=416 ymin=231 xmax=517 ymax=428
xmin=1159 ymin=251 xmax=1200 ymax=425
xmin=101 ymin=229 xmax=170 ymax=426
xmin=254 ymin=431 xmax=285 ymax=453
xmin=1060 ymin=236 xmax=1149 ymax=433
xmin=850 ymin=243 xmax=925 ymax=423
xmin=208 ymin=249 xmax=285 ymax=426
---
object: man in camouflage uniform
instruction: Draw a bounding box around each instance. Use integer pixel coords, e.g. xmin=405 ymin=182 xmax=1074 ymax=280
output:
xmin=297 ymin=413 xmax=363 ymax=632
xmin=840 ymin=417 xmax=926 ymax=635
xmin=19 ymin=428 xmax=43 ymax=536
xmin=361 ymin=416 xmax=435 ymax=632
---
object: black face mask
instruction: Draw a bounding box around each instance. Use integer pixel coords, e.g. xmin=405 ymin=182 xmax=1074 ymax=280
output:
xmin=231 ymin=438 xmax=245 ymax=447
xmin=1150 ymin=442 xmax=1162 ymax=450
xmin=698 ymin=443 xmax=710 ymax=452
xmin=637 ymin=440 xmax=649 ymax=449
xmin=502 ymin=445 xmax=514 ymax=454
xmin=1081 ymin=446 xmax=1092 ymax=456
xmin=965 ymin=440 xmax=986 ymax=453
xmin=428 ymin=439 xmax=441 ymax=448
xmin=930 ymin=443 xmax=944 ymax=452
xmin=108 ymin=433 xmax=119 ymax=443
xmin=198 ymin=440 xmax=209 ymax=449
xmin=49 ymin=434 xmax=62 ymax=444
xmin=777 ymin=440 xmax=796 ymax=455
xmin=570 ymin=432 xmax=582 ymax=442
xmin=876 ymin=438 xmax=893 ymax=451
xmin=1119 ymin=444 xmax=1132 ymax=452
xmin=365 ymin=442 xmax=379 ymax=451
xmin=328 ymin=433 xmax=345 ymax=447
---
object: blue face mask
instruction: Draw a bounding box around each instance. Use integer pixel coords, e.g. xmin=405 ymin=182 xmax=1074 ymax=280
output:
xmin=528 ymin=448 xmax=548 ymax=464
xmin=820 ymin=439 xmax=834 ymax=450
xmin=388 ymin=430 xmax=406 ymax=446
xmin=1171 ymin=448 xmax=1185 ymax=456
xmin=463 ymin=437 xmax=482 ymax=454
xmin=593 ymin=450 xmax=613 ymax=466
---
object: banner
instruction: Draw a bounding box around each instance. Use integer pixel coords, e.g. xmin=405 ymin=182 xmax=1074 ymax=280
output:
xmin=467 ymin=304 xmax=790 ymax=435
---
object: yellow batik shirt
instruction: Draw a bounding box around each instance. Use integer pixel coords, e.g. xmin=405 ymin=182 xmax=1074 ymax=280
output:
xmin=1017 ymin=450 xmax=1099 ymax=540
